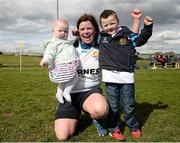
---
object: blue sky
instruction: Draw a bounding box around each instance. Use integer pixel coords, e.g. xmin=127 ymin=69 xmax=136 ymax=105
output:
xmin=0 ymin=0 xmax=180 ymax=54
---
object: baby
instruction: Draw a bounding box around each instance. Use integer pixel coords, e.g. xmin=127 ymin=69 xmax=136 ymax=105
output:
xmin=40 ymin=19 xmax=79 ymax=104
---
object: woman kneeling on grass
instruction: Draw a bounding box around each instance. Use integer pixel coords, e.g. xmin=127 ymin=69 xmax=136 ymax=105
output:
xmin=54 ymin=14 xmax=109 ymax=140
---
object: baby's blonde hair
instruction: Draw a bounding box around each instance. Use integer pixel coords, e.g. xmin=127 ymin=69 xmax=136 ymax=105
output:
xmin=52 ymin=18 xmax=69 ymax=30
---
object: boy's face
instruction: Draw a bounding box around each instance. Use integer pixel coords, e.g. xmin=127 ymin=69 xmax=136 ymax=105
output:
xmin=53 ymin=21 xmax=69 ymax=40
xmin=100 ymin=15 xmax=119 ymax=36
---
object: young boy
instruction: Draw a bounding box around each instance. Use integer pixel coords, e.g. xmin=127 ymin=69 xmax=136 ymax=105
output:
xmin=92 ymin=8 xmax=142 ymax=137
xmin=40 ymin=19 xmax=79 ymax=104
xmin=97 ymin=9 xmax=153 ymax=140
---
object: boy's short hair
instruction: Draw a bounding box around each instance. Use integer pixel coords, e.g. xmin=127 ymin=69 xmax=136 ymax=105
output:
xmin=99 ymin=9 xmax=119 ymax=26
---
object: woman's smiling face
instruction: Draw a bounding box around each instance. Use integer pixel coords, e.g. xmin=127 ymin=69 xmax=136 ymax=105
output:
xmin=78 ymin=21 xmax=96 ymax=44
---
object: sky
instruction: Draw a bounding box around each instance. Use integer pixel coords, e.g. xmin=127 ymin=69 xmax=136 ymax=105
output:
xmin=0 ymin=0 xmax=180 ymax=55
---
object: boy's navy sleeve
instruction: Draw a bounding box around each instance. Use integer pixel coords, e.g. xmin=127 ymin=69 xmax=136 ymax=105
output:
xmin=136 ymin=24 xmax=153 ymax=47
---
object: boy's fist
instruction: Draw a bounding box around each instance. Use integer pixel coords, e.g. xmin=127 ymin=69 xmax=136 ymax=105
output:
xmin=131 ymin=8 xmax=142 ymax=19
xmin=144 ymin=16 xmax=153 ymax=25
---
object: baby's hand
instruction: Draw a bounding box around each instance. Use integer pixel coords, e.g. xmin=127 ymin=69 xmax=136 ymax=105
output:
xmin=40 ymin=59 xmax=46 ymax=68
xmin=131 ymin=8 xmax=142 ymax=20
xmin=144 ymin=16 xmax=153 ymax=25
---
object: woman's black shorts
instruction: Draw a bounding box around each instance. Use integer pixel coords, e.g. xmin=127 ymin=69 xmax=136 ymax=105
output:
xmin=55 ymin=88 xmax=102 ymax=120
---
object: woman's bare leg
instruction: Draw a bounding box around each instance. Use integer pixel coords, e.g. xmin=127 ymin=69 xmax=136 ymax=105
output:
xmin=54 ymin=118 xmax=78 ymax=141
xmin=83 ymin=93 xmax=109 ymax=119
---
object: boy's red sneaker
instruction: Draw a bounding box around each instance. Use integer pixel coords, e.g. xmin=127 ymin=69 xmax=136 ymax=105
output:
xmin=132 ymin=129 xmax=141 ymax=138
xmin=109 ymin=129 xmax=125 ymax=141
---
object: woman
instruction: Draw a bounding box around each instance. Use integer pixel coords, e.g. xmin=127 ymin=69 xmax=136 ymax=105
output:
xmin=54 ymin=14 xmax=109 ymax=140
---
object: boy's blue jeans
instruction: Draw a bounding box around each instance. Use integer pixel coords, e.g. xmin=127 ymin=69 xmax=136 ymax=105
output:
xmin=105 ymin=82 xmax=139 ymax=132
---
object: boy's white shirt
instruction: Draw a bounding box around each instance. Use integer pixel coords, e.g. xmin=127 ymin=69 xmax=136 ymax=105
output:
xmin=102 ymin=69 xmax=134 ymax=83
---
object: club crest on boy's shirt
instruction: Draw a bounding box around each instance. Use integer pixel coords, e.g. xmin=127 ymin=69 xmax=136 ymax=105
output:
xmin=119 ymin=37 xmax=128 ymax=45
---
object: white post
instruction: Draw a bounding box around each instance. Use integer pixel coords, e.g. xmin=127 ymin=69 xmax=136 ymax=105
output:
xmin=57 ymin=0 xmax=59 ymax=19
xmin=153 ymin=63 xmax=156 ymax=68
xmin=19 ymin=42 xmax=24 ymax=71
xmin=20 ymin=48 xmax=22 ymax=71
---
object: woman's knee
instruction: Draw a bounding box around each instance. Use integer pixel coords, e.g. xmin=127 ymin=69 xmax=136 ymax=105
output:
xmin=55 ymin=130 xmax=70 ymax=141
xmin=54 ymin=119 xmax=77 ymax=141
xmin=83 ymin=93 xmax=109 ymax=119
xmin=93 ymin=101 xmax=109 ymax=118
xmin=55 ymin=124 xmax=71 ymax=141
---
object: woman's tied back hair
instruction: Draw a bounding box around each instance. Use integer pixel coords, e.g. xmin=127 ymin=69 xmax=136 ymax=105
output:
xmin=76 ymin=14 xmax=100 ymax=46
xmin=77 ymin=14 xmax=99 ymax=34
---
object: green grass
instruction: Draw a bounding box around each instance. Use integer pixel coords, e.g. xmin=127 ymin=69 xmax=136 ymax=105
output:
xmin=0 ymin=54 xmax=42 ymax=67
xmin=0 ymin=55 xmax=180 ymax=142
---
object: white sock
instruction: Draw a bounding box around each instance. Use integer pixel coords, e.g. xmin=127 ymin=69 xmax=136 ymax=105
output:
xmin=56 ymin=83 xmax=65 ymax=104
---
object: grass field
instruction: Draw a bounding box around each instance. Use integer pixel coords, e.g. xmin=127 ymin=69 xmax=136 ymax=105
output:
xmin=0 ymin=55 xmax=180 ymax=142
